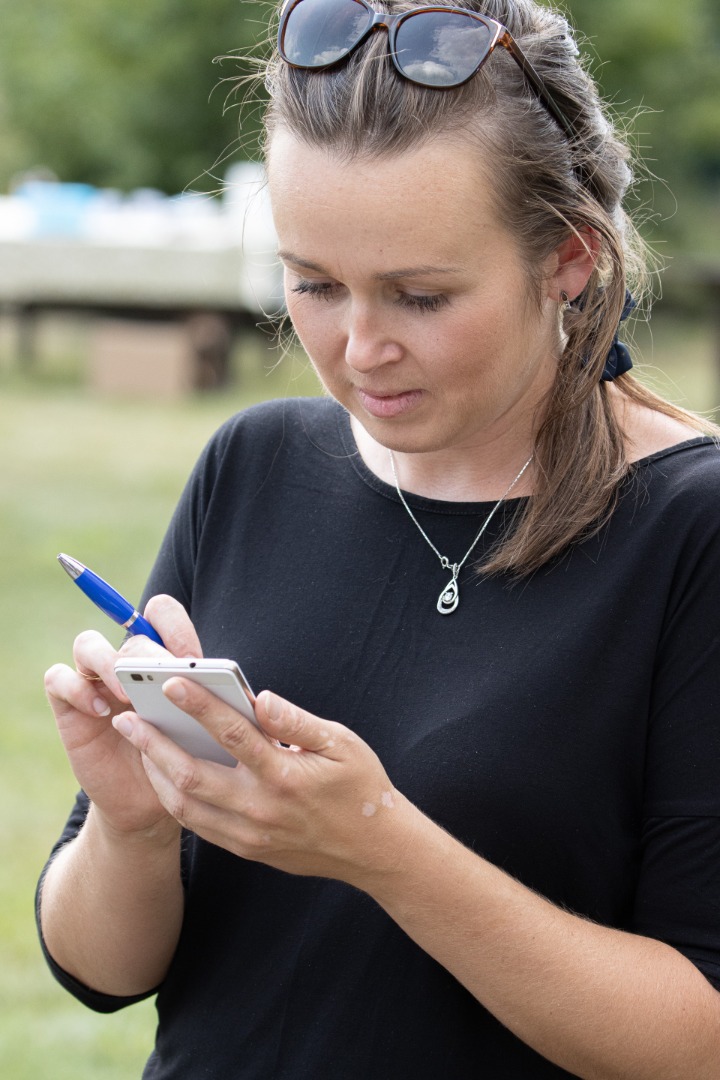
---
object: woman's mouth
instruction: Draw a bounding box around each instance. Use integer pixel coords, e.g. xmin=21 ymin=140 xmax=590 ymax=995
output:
xmin=355 ymin=388 xmax=424 ymax=419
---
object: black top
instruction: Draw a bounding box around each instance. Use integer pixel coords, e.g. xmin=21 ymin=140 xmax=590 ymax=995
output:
xmin=38 ymin=398 xmax=720 ymax=1079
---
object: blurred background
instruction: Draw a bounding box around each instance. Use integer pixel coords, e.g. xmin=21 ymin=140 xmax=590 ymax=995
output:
xmin=0 ymin=1 xmax=718 ymax=1075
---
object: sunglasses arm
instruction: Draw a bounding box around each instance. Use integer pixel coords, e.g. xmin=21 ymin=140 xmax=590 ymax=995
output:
xmin=499 ymin=32 xmax=575 ymax=142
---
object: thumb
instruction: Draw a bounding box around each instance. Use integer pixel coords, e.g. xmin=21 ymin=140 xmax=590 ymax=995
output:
xmin=142 ymin=594 xmax=203 ymax=659
xmin=255 ymin=691 xmax=343 ymax=755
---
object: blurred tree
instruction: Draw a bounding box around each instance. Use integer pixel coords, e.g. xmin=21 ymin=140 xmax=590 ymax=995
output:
xmin=0 ymin=0 xmax=269 ymax=193
xmin=563 ymin=0 xmax=720 ymax=249
xmin=0 ymin=0 xmax=717 ymax=255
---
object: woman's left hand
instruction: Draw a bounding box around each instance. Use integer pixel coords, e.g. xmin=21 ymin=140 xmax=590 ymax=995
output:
xmin=112 ymin=682 xmax=411 ymax=887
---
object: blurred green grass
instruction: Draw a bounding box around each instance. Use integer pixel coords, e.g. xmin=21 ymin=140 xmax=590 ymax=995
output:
xmin=0 ymin=311 xmax=717 ymax=1076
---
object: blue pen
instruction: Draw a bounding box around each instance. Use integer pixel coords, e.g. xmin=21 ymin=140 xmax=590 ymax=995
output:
xmin=57 ymin=553 xmax=165 ymax=647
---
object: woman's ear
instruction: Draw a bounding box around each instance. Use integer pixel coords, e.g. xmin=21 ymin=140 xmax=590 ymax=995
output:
xmin=548 ymin=226 xmax=601 ymax=302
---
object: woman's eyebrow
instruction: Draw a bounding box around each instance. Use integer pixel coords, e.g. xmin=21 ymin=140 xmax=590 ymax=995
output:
xmin=277 ymin=250 xmax=464 ymax=279
xmin=277 ymin=251 xmax=327 ymax=272
xmin=374 ymin=265 xmax=465 ymax=281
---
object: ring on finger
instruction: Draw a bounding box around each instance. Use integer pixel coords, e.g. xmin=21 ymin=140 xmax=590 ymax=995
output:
xmin=77 ymin=670 xmax=103 ymax=682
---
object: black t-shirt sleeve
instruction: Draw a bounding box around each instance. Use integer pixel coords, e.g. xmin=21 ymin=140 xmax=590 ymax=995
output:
xmin=631 ymin=464 xmax=720 ymax=988
xmin=137 ymin=414 xmax=238 ymax=613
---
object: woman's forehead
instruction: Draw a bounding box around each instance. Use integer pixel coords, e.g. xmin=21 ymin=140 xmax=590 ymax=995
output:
xmin=267 ymin=130 xmax=510 ymax=265
xmin=267 ymin=127 xmax=489 ymax=196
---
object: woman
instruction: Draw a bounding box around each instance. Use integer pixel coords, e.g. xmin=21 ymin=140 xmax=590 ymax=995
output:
xmin=39 ymin=2 xmax=720 ymax=1077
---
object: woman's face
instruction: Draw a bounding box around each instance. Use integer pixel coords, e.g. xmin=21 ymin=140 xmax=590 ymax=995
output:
xmin=268 ymin=130 xmax=562 ymax=460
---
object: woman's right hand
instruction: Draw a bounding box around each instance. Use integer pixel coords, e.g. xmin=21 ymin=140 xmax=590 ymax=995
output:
xmin=44 ymin=594 xmax=203 ymax=838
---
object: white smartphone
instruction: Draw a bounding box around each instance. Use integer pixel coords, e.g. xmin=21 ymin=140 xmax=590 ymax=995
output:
xmin=114 ymin=657 xmax=257 ymax=766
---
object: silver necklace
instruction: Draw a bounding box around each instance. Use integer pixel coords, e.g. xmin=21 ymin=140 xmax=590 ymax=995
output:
xmin=388 ymin=451 xmax=534 ymax=615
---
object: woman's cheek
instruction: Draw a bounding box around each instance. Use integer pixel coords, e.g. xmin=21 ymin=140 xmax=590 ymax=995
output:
xmin=290 ymin=308 xmax=342 ymax=378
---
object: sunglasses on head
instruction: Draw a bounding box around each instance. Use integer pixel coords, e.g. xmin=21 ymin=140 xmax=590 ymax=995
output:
xmin=278 ymin=0 xmax=575 ymax=140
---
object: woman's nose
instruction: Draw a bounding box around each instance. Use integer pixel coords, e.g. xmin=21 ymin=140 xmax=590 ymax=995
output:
xmin=344 ymin=307 xmax=402 ymax=372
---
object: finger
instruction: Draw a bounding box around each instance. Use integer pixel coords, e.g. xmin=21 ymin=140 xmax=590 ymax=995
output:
xmin=138 ymin=750 xmax=264 ymax=859
xmin=116 ymin=609 xmax=194 ymax=663
xmin=72 ymin=630 xmax=130 ymax=702
xmin=255 ymin=691 xmax=347 ymax=757
xmin=45 ymin=663 xmax=115 ymax=721
xmin=113 ymin=713 xmax=285 ymax=862
xmin=112 ymin=711 xmax=244 ymax=822
xmin=117 ymin=633 xmax=171 ymax=660
xmin=162 ymin=677 xmax=273 ymax=769
xmin=143 ymin=752 xmax=271 ymax=859
xmin=143 ymin=595 xmax=203 ymax=659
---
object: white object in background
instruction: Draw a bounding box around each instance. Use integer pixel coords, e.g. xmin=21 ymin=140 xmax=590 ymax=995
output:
xmin=225 ymin=162 xmax=282 ymax=314
xmin=0 ymin=195 xmax=36 ymax=240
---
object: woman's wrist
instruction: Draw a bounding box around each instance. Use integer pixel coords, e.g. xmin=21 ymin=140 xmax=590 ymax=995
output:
xmin=347 ymin=791 xmax=447 ymax=902
xmin=86 ymin=800 xmax=182 ymax=853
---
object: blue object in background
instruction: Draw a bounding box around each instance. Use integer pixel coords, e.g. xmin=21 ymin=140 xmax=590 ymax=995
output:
xmin=15 ymin=181 xmax=98 ymax=238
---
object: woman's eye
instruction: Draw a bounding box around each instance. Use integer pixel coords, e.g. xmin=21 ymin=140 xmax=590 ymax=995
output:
xmin=290 ymin=279 xmax=339 ymax=301
xmin=289 ymin=278 xmax=448 ymax=313
xmin=395 ymin=292 xmax=449 ymax=313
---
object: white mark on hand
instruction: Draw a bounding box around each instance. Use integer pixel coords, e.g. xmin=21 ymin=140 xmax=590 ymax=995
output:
xmin=281 ymin=764 xmax=291 ymax=779
xmin=381 ymin=791 xmax=395 ymax=809
xmin=362 ymin=802 xmax=377 ymax=818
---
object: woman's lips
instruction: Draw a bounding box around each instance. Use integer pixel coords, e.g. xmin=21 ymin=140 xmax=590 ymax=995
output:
xmin=356 ymin=388 xmax=424 ymax=418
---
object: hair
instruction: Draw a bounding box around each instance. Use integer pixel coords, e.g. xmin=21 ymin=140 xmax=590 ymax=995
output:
xmin=255 ymin=0 xmax=717 ymax=575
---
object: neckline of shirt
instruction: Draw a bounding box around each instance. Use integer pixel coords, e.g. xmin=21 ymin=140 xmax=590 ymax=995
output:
xmin=333 ymin=403 xmax=715 ymax=517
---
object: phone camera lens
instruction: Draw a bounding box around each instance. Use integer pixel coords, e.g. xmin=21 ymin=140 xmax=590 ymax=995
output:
xmin=131 ymin=673 xmax=144 ymax=682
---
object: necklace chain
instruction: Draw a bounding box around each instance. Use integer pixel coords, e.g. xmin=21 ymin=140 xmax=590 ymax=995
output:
xmin=388 ymin=451 xmax=534 ymax=615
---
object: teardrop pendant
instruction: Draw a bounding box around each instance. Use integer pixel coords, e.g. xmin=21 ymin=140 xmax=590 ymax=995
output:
xmin=437 ymin=576 xmax=459 ymax=615
xmin=388 ymin=449 xmax=534 ymax=619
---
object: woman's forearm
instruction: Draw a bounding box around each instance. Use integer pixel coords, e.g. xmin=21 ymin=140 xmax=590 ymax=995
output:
xmin=40 ymin=804 xmax=184 ymax=998
xmin=364 ymin=797 xmax=720 ymax=1080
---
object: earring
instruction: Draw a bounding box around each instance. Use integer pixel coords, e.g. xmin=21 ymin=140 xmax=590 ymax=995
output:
xmin=560 ymin=291 xmax=572 ymax=311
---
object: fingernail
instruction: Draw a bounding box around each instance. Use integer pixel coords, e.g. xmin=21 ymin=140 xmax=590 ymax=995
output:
xmin=93 ymin=697 xmax=111 ymax=717
xmin=263 ymin=692 xmax=282 ymax=721
xmin=113 ymin=715 xmax=134 ymax=737
xmin=163 ymin=678 xmax=186 ymax=704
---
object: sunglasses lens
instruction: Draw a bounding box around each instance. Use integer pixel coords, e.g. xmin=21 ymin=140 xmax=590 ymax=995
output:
xmin=395 ymin=11 xmax=493 ymax=87
xmin=282 ymin=0 xmax=372 ymax=68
